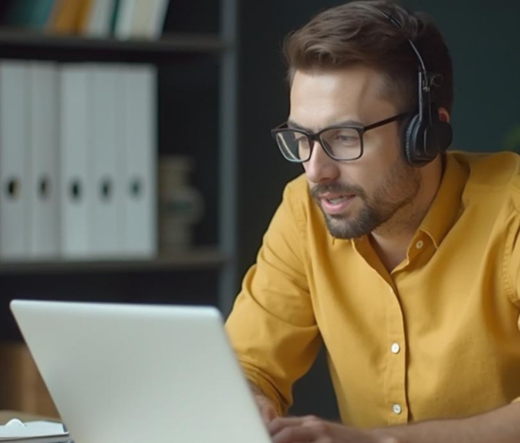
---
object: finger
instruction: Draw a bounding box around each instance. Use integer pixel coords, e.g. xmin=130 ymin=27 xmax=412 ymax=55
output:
xmin=260 ymin=404 xmax=278 ymax=424
xmin=272 ymin=425 xmax=317 ymax=443
xmin=267 ymin=417 xmax=306 ymax=435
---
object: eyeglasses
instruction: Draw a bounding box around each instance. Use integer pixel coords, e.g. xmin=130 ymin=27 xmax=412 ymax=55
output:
xmin=270 ymin=112 xmax=411 ymax=163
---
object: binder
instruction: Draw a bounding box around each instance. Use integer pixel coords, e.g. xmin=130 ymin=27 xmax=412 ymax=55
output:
xmin=0 ymin=61 xmax=30 ymax=260
xmin=118 ymin=65 xmax=157 ymax=257
xmin=28 ymin=62 xmax=60 ymax=259
xmin=59 ymin=64 xmax=92 ymax=258
xmin=90 ymin=65 xmax=123 ymax=257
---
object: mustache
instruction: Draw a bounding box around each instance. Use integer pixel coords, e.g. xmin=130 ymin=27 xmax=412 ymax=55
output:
xmin=310 ymin=182 xmax=366 ymax=199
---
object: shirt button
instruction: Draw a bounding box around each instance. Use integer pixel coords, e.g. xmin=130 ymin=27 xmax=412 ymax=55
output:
xmin=391 ymin=343 xmax=401 ymax=354
xmin=392 ymin=404 xmax=402 ymax=415
xmin=415 ymin=240 xmax=424 ymax=249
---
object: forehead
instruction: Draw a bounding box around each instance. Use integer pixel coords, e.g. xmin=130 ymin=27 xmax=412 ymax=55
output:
xmin=289 ymin=67 xmax=395 ymax=130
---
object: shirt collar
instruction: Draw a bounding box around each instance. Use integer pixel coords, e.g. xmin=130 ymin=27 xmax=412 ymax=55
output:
xmin=330 ymin=153 xmax=469 ymax=248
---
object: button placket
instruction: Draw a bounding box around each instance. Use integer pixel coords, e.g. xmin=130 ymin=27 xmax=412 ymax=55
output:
xmin=384 ymin=284 xmax=408 ymax=424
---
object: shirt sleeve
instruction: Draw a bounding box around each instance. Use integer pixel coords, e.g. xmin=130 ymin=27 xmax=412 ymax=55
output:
xmin=225 ymin=181 xmax=321 ymax=415
xmin=506 ymin=214 xmax=520 ymax=404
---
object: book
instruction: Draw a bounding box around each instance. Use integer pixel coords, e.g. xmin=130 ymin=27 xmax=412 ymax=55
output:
xmin=0 ymin=419 xmax=69 ymax=443
xmin=86 ymin=0 xmax=117 ymax=37
xmin=48 ymin=0 xmax=83 ymax=34
xmin=76 ymin=0 xmax=95 ymax=34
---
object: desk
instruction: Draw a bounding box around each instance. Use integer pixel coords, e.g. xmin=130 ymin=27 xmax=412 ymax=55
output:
xmin=0 ymin=342 xmax=59 ymax=418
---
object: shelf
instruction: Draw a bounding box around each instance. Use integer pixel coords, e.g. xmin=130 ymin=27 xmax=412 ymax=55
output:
xmin=0 ymin=30 xmax=227 ymax=63
xmin=0 ymin=248 xmax=228 ymax=275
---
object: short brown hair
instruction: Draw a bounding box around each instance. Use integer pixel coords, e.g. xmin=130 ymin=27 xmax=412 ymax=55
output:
xmin=283 ymin=0 xmax=454 ymax=113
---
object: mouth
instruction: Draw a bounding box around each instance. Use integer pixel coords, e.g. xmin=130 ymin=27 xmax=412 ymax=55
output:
xmin=319 ymin=193 xmax=356 ymax=215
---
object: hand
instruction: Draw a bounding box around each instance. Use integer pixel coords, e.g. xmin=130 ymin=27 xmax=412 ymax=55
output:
xmin=268 ymin=415 xmax=399 ymax=443
xmin=253 ymin=390 xmax=279 ymax=424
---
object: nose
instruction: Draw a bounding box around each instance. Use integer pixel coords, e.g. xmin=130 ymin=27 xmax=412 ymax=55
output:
xmin=304 ymin=140 xmax=340 ymax=184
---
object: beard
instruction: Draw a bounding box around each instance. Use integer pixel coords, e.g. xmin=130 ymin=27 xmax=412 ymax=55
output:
xmin=310 ymin=156 xmax=422 ymax=239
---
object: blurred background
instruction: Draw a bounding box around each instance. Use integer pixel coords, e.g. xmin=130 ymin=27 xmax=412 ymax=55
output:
xmin=0 ymin=0 xmax=517 ymax=421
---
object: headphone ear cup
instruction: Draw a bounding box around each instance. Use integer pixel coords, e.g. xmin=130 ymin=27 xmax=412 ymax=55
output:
xmin=422 ymin=120 xmax=453 ymax=160
xmin=402 ymin=110 xmax=453 ymax=166
xmin=402 ymin=113 xmax=421 ymax=165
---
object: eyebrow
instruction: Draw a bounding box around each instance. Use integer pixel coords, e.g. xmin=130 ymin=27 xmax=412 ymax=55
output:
xmin=287 ymin=118 xmax=364 ymax=131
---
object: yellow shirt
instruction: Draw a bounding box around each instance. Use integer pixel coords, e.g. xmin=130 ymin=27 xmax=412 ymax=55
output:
xmin=225 ymin=151 xmax=520 ymax=429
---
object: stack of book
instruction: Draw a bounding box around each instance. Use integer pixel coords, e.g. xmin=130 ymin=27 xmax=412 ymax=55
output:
xmin=0 ymin=0 xmax=171 ymax=39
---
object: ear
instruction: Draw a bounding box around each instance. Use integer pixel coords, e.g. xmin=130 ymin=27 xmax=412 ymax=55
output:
xmin=438 ymin=107 xmax=451 ymax=123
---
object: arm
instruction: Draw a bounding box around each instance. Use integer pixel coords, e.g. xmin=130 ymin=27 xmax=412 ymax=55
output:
xmin=225 ymin=178 xmax=321 ymax=415
xmin=249 ymin=381 xmax=279 ymax=424
xmin=374 ymin=402 xmax=520 ymax=443
xmin=268 ymin=403 xmax=520 ymax=443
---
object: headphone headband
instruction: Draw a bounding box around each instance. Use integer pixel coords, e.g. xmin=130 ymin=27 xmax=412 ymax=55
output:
xmin=377 ymin=7 xmax=453 ymax=166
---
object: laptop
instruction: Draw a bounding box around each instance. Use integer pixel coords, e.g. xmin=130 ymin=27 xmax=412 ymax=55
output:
xmin=10 ymin=300 xmax=272 ymax=443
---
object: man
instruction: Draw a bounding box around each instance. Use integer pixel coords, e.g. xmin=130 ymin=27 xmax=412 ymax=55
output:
xmin=225 ymin=1 xmax=520 ymax=442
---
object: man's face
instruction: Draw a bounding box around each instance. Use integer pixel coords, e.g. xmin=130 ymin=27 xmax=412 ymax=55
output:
xmin=289 ymin=67 xmax=422 ymax=239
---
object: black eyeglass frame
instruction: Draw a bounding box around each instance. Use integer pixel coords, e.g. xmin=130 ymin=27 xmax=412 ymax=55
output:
xmin=270 ymin=111 xmax=411 ymax=163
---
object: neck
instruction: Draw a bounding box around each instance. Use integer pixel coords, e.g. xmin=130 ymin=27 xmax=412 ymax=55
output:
xmin=370 ymin=156 xmax=444 ymax=272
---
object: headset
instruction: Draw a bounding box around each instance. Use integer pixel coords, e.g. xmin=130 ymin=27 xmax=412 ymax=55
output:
xmin=378 ymin=9 xmax=453 ymax=166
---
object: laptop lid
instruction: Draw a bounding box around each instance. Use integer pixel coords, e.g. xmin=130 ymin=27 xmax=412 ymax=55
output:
xmin=10 ymin=300 xmax=271 ymax=443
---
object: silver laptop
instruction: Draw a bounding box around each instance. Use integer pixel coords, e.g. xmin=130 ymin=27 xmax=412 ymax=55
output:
xmin=10 ymin=300 xmax=271 ymax=443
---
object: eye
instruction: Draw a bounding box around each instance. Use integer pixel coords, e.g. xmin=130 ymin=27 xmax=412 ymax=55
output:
xmin=335 ymin=133 xmax=357 ymax=142
xmin=294 ymin=134 xmax=307 ymax=144
xmin=327 ymin=129 xmax=359 ymax=147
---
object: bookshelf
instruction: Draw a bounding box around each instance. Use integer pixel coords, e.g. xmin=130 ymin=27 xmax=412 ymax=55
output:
xmin=0 ymin=0 xmax=238 ymax=333
xmin=0 ymin=0 xmax=239 ymax=416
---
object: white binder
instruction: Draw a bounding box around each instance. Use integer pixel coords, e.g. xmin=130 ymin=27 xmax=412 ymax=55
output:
xmin=28 ymin=62 xmax=60 ymax=259
xmin=90 ymin=65 xmax=123 ymax=257
xmin=0 ymin=61 xmax=30 ymax=261
xmin=59 ymin=64 xmax=92 ymax=258
xmin=118 ymin=65 xmax=157 ymax=257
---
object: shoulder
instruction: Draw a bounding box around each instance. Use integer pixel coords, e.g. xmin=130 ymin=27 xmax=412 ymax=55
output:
xmin=281 ymin=173 xmax=311 ymax=216
xmin=284 ymin=173 xmax=308 ymax=197
xmin=279 ymin=173 xmax=329 ymax=238
xmin=450 ymin=151 xmax=520 ymax=210
xmin=451 ymin=151 xmax=520 ymax=190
